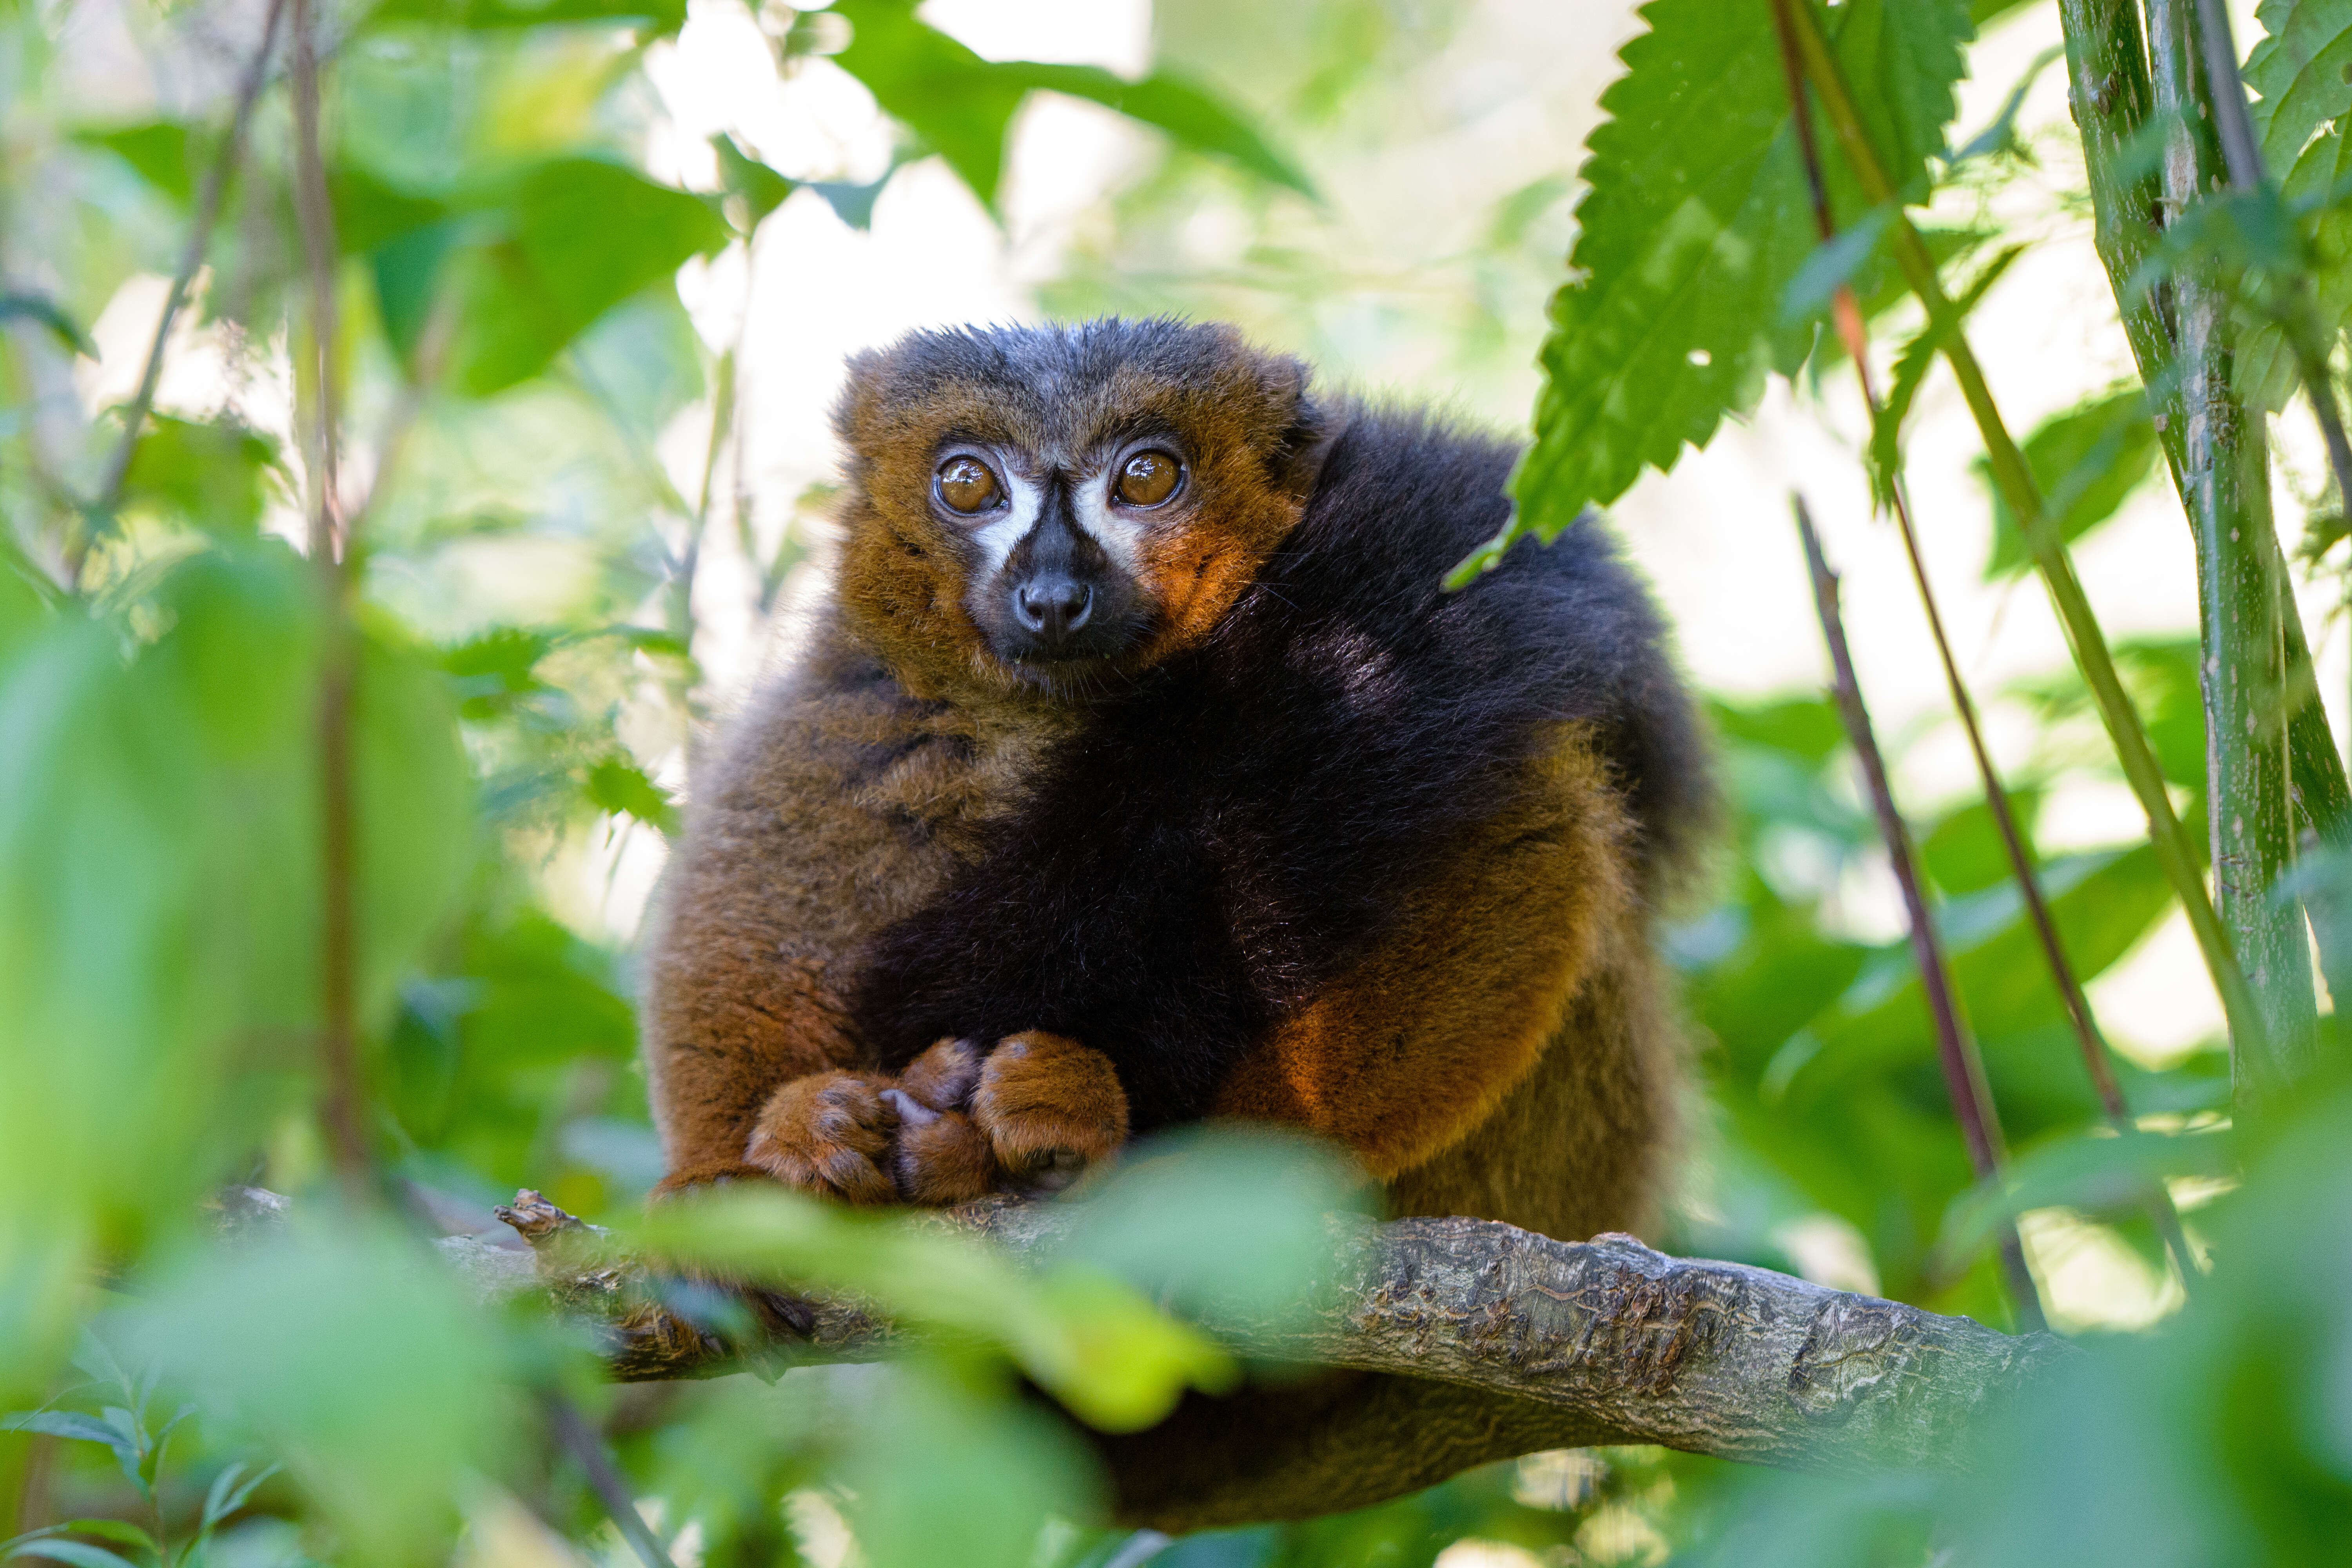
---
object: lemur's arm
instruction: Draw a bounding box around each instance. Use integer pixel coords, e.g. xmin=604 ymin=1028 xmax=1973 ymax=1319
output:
xmin=1213 ymin=733 xmax=1639 ymax=1180
xmin=643 ymin=677 xmax=949 ymax=1203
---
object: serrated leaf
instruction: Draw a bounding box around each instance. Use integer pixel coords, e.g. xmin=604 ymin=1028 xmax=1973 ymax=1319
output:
xmin=2245 ymin=0 xmax=2352 ymax=409
xmin=1495 ymin=0 xmax=1972 ymax=570
xmin=584 ymin=756 xmax=679 ymax=836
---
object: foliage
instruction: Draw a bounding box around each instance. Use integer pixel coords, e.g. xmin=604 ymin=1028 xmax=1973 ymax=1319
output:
xmin=8 ymin=0 xmax=2352 ymax=1562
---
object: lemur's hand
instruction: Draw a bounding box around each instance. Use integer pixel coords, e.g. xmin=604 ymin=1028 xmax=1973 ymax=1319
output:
xmin=974 ymin=1032 xmax=1129 ymax=1194
xmin=882 ymin=1033 xmax=1131 ymax=1201
xmin=744 ymin=1069 xmax=901 ymax=1204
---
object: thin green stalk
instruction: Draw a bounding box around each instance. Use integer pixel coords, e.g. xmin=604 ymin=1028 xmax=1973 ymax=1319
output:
xmin=2145 ymin=0 xmax=2315 ymax=1096
xmin=2058 ymin=0 xmax=2352 ymax=1055
xmin=1776 ymin=0 xmax=2271 ymax=1070
xmin=1775 ymin=0 xmax=2200 ymax=1286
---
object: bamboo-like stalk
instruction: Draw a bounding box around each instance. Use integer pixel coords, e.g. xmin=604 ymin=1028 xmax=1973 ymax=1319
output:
xmin=1769 ymin=7 xmax=2200 ymax=1287
xmin=1794 ymin=498 xmax=2048 ymax=1332
xmin=2057 ymin=0 xmax=2352 ymax=1053
xmin=1774 ymin=0 xmax=2271 ymax=1072
xmin=289 ymin=0 xmax=368 ymax=1194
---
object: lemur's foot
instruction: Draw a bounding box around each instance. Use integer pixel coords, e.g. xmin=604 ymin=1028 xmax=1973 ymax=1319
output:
xmin=973 ymin=1032 xmax=1129 ymax=1194
xmin=882 ymin=1038 xmax=996 ymax=1205
xmin=744 ymin=1069 xmax=900 ymax=1205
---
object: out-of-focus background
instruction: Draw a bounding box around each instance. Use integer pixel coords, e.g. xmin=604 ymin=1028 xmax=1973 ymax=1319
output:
xmin=11 ymin=0 xmax=2352 ymax=1561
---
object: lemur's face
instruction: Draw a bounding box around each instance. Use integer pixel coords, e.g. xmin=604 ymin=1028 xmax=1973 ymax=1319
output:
xmin=830 ymin=322 xmax=1325 ymax=698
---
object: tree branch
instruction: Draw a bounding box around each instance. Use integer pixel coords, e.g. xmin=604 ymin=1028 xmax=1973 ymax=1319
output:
xmin=426 ymin=1191 xmax=2069 ymax=1478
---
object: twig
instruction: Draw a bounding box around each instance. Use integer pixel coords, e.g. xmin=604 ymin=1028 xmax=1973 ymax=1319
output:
xmin=73 ymin=0 xmax=289 ymax=588
xmin=543 ymin=1394 xmax=681 ymax=1568
xmin=288 ymin=0 xmax=366 ymax=1194
xmin=1773 ymin=2 xmax=2200 ymax=1288
xmin=1791 ymin=498 xmax=2047 ymax=1331
xmin=1773 ymin=0 xmax=2272 ymax=1078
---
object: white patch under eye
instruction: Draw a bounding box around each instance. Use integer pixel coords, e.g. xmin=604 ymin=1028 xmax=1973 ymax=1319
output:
xmin=965 ymin=468 xmax=1042 ymax=579
xmin=1071 ymin=468 xmax=1150 ymax=574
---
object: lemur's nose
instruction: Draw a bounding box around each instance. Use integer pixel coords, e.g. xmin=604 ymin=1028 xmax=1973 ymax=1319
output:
xmin=1013 ymin=575 xmax=1093 ymax=641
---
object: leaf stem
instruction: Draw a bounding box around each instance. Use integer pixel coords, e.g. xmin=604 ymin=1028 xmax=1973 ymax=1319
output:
xmin=289 ymin=0 xmax=367 ymax=1195
xmin=1793 ymin=495 xmax=2047 ymax=1332
xmin=1775 ymin=0 xmax=2271 ymax=1074
xmin=72 ymin=0 xmax=289 ymax=589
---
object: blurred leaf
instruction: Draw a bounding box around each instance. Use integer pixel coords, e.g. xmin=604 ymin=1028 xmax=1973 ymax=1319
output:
xmin=330 ymin=163 xmax=450 ymax=256
xmin=1781 ymin=205 xmax=1895 ymax=326
xmin=365 ymin=0 xmax=688 ymax=33
xmin=1950 ymin=43 xmax=2064 ymax=162
xmin=713 ymin=134 xmax=794 ymax=231
xmin=991 ymin=62 xmax=1316 ymax=200
xmin=583 ymin=755 xmax=677 ymax=835
xmin=1935 ymin=1125 xmax=2232 ymax=1267
xmin=632 ymin=1186 xmax=1234 ymax=1430
xmin=1979 ymin=387 xmax=2160 ymax=579
xmin=0 ymin=292 xmax=97 ymax=358
xmin=2246 ymin=0 xmax=2352 ymax=410
xmin=443 ymin=626 xmax=555 ymax=720
xmin=2 ymin=1539 xmax=143 ymax=1568
xmin=831 ymin=0 xmax=1312 ymax=207
xmin=121 ymin=416 xmax=280 ymax=537
xmin=1867 ymin=243 xmax=2023 ymax=505
xmin=838 ymin=1365 xmax=1098 ymax=1568
xmin=1048 ymin=1127 xmax=1369 ymax=1335
xmin=445 ymin=158 xmax=728 ymax=396
xmin=1919 ymin=791 xmax=2043 ymax=897
xmin=124 ymin=1215 xmax=504 ymax=1566
xmin=79 ymin=122 xmax=200 ymax=204
xmin=1480 ymin=0 xmax=1972 ymax=577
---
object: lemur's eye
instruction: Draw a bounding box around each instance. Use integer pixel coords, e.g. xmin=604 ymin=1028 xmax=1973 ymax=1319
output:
xmin=1114 ymin=450 xmax=1183 ymax=508
xmin=935 ymin=456 xmax=1002 ymax=514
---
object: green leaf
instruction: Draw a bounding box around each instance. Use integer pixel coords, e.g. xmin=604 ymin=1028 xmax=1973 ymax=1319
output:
xmin=0 ymin=292 xmax=97 ymax=358
xmin=713 ymin=135 xmax=794 ymax=232
xmin=0 ymin=1411 xmax=137 ymax=1455
xmin=3 ymin=1541 xmax=142 ymax=1568
xmin=2245 ymin=0 xmax=2352 ymax=408
xmin=1480 ymin=0 xmax=1972 ymax=579
xmin=446 ymin=158 xmax=729 ymax=396
xmin=363 ymin=0 xmax=687 ymax=33
xmin=1866 ymin=243 xmax=2022 ymax=505
xmin=633 ymin=1186 xmax=1234 ymax=1431
xmin=989 ymin=63 xmax=1316 ymax=200
xmin=830 ymin=0 xmax=1312 ymax=208
xmin=583 ymin=755 xmax=678 ymax=836
xmin=80 ymin=122 xmax=200 ymax=204
xmin=1978 ymin=387 xmax=2160 ymax=579
xmin=120 ymin=416 xmax=281 ymax=537
xmin=442 ymin=626 xmax=554 ymax=719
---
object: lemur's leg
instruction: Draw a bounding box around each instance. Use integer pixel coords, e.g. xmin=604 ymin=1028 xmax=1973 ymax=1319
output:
xmin=1214 ymin=732 xmax=1638 ymax=1181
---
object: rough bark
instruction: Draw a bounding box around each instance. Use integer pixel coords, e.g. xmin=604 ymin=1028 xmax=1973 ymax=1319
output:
xmin=394 ymin=1189 xmax=2071 ymax=1494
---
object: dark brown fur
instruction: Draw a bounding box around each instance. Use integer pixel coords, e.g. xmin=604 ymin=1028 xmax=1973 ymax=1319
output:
xmin=641 ymin=318 xmax=1711 ymax=1525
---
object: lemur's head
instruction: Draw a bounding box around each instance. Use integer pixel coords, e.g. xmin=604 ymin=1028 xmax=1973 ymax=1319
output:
xmin=829 ymin=319 xmax=1328 ymax=698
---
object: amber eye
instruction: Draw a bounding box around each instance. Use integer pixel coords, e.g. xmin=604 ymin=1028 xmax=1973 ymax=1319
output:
xmin=1113 ymin=449 xmax=1183 ymax=508
xmin=935 ymin=456 xmax=1002 ymax=515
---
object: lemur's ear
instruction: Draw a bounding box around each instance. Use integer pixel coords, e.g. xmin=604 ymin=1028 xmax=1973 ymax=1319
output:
xmin=1266 ymin=361 xmax=1338 ymax=500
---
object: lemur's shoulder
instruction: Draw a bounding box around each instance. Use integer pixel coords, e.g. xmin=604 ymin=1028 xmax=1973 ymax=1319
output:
xmin=1207 ymin=401 xmax=1712 ymax=891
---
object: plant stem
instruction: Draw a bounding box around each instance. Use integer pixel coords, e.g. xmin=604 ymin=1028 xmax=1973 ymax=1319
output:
xmin=2146 ymin=0 xmax=2316 ymax=1096
xmin=71 ymin=0 xmax=288 ymax=589
xmin=543 ymin=1395 xmax=679 ymax=1568
xmin=1774 ymin=0 xmax=2200 ymax=1285
xmin=1793 ymin=497 xmax=2047 ymax=1332
xmin=2059 ymin=0 xmax=2352 ymax=1056
xmin=1776 ymin=0 xmax=2271 ymax=1075
xmin=290 ymin=0 xmax=367 ymax=1194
